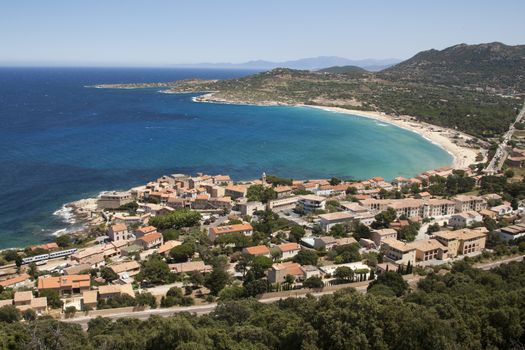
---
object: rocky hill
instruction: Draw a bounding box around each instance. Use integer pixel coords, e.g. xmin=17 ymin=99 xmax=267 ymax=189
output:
xmin=317 ymin=65 xmax=368 ymax=74
xmin=381 ymin=42 xmax=525 ymax=94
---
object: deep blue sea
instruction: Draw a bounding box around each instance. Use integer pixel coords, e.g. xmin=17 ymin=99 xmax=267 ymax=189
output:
xmin=0 ymin=67 xmax=452 ymax=248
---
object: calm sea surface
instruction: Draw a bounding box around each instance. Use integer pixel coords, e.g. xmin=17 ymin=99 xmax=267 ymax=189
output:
xmin=0 ymin=68 xmax=452 ymax=248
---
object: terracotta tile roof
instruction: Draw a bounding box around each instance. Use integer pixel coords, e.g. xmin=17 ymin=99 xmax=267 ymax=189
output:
xmin=169 ymin=261 xmax=212 ymax=273
xmin=14 ymin=291 xmax=33 ymax=303
xmin=158 ymin=240 xmax=182 ymax=254
xmin=335 ymin=237 xmax=358 ymax=245
xmin=277 ymin=243 xmax=300 ymax=252
xmin=109 ymin=261 xmax=140 ymax=274
xmin=225 ymin=185 xmax=248 ymax=193
xmin=30 ymin=297 xmax=47 ymax=309
xmin=210 ymin=223 xmax=253 ymax=235
xmin=111 ymin=223 xmax=127 ymax=232
xmin=371 ymin=176 xmax=385 ymax=182
xmin=214 ymin=175 xmax=231 ymax=181
xmin=0 ymin=273 xmax=30 ymax=287
xmin=382 ymin=238 xmax=415 ymax=252
xmin=244 ymin=245 xmax=270 ymax=256
xmin=300 ymin=194 xmax=326 ymax=202
xmin=37 ymin=274 xmax=91 ymax=290
xmin=318 ymin=211 xmax=355 ymax=221
xmin=272 ymin=262 xmax=304 ymax=276
xmin=274 ymin=186 xmax=293 ymax=193
xmin=434 ymin=228 xmax=488 ymax=241
xmin=373 ymin=228 xmax=398 ymax=237
xmin=136 ymin=226 xmax=157 ymax=235
xmin=82 ymin=290 xmax=98 ymax=304
xmin=408 ymin=239 xmax=446 ymax=252
xmin=138 ymin=232 xmax=162 ymax=243
xmin=31 ymin=242 xmax=59 ymax=251
xmin=98 ymin=284 xmax=122 ymax=295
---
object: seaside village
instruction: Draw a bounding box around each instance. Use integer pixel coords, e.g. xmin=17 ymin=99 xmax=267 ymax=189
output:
xmin=3 ymin=163 xmax=525 ymax=319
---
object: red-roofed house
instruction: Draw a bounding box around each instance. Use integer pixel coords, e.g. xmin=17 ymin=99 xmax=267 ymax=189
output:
xmin=0 ymin=274 xmax=31 ymax=289
xmin=136 ymin=232 xmax=164 ymax=250
xmin=37 ymin=274 xmax=91 ymax=296
xmin=134 ymin=226 xmax=158 ymax=239
xmin=267 ymin=262 xmax=306 ymax=284
xmin=276 ymin=243 xmax=301 ymax=259
xmin=242 ymin=245 xmax=271 ymax=258
xmin=208 ymin=223 xmax=253 ymax=241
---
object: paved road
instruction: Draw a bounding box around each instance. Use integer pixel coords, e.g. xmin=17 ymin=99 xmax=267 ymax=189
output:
xmin=484 ymin=101 xmax=525 ymax=174
xmin=62 ymin=255 xmax=523 ymax=329
xmin=62 ymin=279 xmax=378 ymax=329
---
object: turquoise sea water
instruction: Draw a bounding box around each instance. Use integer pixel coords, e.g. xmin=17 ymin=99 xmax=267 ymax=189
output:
xmin=0 ymin=68 xmax=451 ymax=248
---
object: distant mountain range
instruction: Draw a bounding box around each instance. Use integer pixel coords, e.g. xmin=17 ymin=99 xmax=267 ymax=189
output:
xmin=171 ymin=56 xmax=401 ymax=72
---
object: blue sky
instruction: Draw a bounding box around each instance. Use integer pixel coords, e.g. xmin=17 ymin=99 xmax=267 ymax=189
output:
xmin=1 ymin=0 xmax=524 ymax=66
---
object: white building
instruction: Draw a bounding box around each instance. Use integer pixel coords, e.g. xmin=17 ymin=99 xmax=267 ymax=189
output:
xmin=276 ymin=242 xmax=301 ymax=259
xmin=498 ymin=223 xmax=525 ymax=242
xmin=449 ymin=211 xmax=483 ymax=227
xmin=318 ymin=211 xmax=356 ymax=232
xmin=297 ymin=195 xmax=326 ymax=213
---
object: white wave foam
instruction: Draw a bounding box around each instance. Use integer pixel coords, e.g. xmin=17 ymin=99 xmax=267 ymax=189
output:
xmin=53 ymin=205 xmax=76 ymax=224
xmin=51 ymin=228 xmax=67 ymax=237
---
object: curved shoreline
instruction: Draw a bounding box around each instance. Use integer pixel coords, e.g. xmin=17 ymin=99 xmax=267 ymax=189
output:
xmin=191 ymin=93 xmax=481 ymax=170
xmin=305 ymin=106 xmax=479 ymax=170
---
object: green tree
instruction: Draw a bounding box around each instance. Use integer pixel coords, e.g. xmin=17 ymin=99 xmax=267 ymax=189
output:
xmin=148 ymin=209 xmax=201 ymax=230
xmin=329 ymin=177 xmax=342 ymax=186
xmin=139 ymin=255 xmax=173 ymax=285
xmin=302 ymin=276 xmax=324 ymax=289
xmin=293 ymin=250 xmax=318 ymax=266
xmin=162 ymin=228 xmax=180 ymax=241
xmin=426 ymin=223 xmax=440 ymax=235
xmin=367 ymin=271 xmax=408 ymax=296
xmin=329 ymin=223 xmax=350 ymax=238
xmin=289 ymin=225 xmax=305 ymax=242
xmin=333 ymin=244 xmax=361 ymax=263
xmin=204 ymin=268 xmax=230 ymax=295
xmin=39 ymin=289 xmax=63 ymax=309
xmin=372 ymin=208 xmax=397 ymax=228
xmin=397 ymin=223 xmax=420 ymax=242
xmin=170 ymin=243 xmax=195 ymax=263
xmin=334 ymin=266 xmax=355 ymax=282
xmin=22 ymin=308 xmax=36 ymax=322
xmin=64 ymin=306 xmax=77 ymax=318
xmin=100 ymin=266 xmax=118 ymax=282
xmin=136 ymin=292 xmax=157 ymax=308
xmin=247 ymin=185 xmax=277 ymax=203
xmin=27 ymin=262 xmax=38 ymax=279
xmin=55 ymin=235 xmax=71 ymax=248
xmin=244 ymin=279 xmax=268 ymax=297
xmin=250 ymin=255 xmax=273 ymax=279
xmin=0 ymin=305 xmax=20 ymax=323
xmin=218 ymin=285 xmax=246 ymax=300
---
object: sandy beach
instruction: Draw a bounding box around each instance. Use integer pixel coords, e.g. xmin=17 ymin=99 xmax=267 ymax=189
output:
xmin=306 ymin=106 xmax=481 ymax=170
xmin=193 ymin=93 xmax=482 ymax=170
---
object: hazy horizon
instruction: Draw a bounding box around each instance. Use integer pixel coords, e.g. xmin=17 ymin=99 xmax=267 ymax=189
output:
xmin=1 ymin=0 xmax=524 ymax=67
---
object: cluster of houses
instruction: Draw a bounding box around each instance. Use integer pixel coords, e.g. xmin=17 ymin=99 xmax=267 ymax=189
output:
xmin=2 ymin=165 xmax=524 ymax=317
